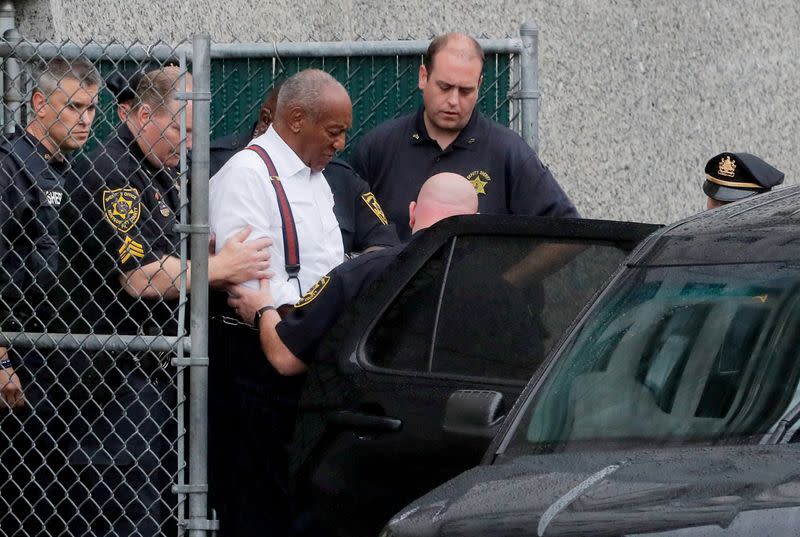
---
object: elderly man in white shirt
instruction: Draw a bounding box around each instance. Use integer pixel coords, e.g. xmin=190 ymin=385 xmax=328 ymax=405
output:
xmin=207 ymin=68 xmax=353 ymax=537
xmin=210 ymin=69 xmax=350 ymax=309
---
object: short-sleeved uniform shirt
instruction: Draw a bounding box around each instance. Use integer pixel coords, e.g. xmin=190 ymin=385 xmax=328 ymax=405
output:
xmin=209 ymin=130 xmax=398 ymax=254
xmin=351 ymin=107 xmax=580 ymax=240
xmin=209 ymin=126 xmax=344 ymax=307
xmin=276 ymin=244 xmax=404 ymax=363
xmin=71 ymin=123 xmax=182 ymax=336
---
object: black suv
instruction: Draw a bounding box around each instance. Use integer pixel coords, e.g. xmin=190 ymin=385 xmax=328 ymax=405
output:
xmin=382 ymin=187 xmax=800 ymax=536
xmin=291 ymin=215 xmax=659 ymax=536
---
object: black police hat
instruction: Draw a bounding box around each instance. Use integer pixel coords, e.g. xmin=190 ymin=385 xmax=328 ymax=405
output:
xmin=105 ymin=58 xmax=181 ymax=104
xmin=703 ymin=152 xmax=784 ymax=203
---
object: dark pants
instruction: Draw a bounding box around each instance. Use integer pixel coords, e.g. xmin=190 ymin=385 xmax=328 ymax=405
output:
xmin=209 ymin=318 xmax=304 ymax=537
xmin=1 ymin=349 xmax=175 ymax=536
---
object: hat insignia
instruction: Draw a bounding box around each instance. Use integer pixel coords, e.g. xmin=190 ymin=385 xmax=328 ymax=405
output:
xmin=718 ymin=156 xmax=736 ymax=178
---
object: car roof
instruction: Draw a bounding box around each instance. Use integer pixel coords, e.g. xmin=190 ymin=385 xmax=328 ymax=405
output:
xmin=631 ymin=185 xmax=800 ymax=266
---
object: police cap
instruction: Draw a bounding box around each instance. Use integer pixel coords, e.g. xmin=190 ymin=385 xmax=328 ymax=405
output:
xmin=703 ymin=152 xmax=784 ymax=202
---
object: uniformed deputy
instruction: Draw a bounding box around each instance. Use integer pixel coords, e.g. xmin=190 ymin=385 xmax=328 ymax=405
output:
xmin=0 ymin=55 xmax=101 ymax=535
xmin=703 ymin=152 xmax=784 ymax=210
xmin=208 ymin=69 xmax=354 ymax=537
xmin=69 ymin=66 xmax=270 ymax=535
xmin=209 ymin=81 xmax=399 ymax=257
xmin=351 ymin=32 xmax=579 ymax=241
xmin=226 ymin=172 xmax=478 ymax=377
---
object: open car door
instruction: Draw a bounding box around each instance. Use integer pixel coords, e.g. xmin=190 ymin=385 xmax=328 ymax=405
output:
xmin=290 ymin=214 xmax=660 ymax=537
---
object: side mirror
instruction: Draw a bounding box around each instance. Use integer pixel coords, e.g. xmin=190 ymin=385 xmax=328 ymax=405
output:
xmin=442 ymin=390 xmax=505 ymax=439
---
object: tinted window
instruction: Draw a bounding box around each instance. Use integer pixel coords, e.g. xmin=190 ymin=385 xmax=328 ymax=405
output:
xmin=365 ymin=235 xmax=630 ymax=381
xmin=505 ymin=263 xmax=800 ymax=456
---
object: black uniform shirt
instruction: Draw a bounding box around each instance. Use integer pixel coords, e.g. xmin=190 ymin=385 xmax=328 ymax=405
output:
xmin=351 ymin=107 xmax=580 ymax=240
xmin=276 ymin=244 xmax=404 ymax=363
xmin=209 ymin=130 xmax=399 ymax=253
xmin=0 ymin=131 xmax=77 ymax=336
xmin=71 ymin=123 xmax=183 ymax=335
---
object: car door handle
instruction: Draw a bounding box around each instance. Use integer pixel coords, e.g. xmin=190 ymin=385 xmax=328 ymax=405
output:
xmin=326 ymin=410 xmax=403 ymax=433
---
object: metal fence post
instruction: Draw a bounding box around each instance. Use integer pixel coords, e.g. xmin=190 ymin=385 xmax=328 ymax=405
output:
xmin=518 ymin=22 xmax=540 ymax=152
xmin=2 ymin=27 xmax=22 ymax=135
xmin=187 ymin=32 xmax=215 ymax=536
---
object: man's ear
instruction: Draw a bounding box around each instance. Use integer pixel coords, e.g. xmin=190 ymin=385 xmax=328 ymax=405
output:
xmin=287 ymin=106 xmax=305 ymax=134
xmin=408 ymin=200 xmax=417 ymax=230
xmin=418 ymin=65 xmax=428 ymax=91
xmin=255 ymin=106 xmax=272 ymax=135
xmin=31 ymin=89 xmax=47 ymax=118
xmin=131 ymin=103 xmax=154 ymax=130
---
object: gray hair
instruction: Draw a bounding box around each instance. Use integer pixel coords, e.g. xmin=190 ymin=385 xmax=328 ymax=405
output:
xmin=29 ymin=56 xmax=102 ymax=98
xmin=132 ymin=66 xmax=189 ymax=114
xmin=276 ymin=69 xmax=346 ymax=121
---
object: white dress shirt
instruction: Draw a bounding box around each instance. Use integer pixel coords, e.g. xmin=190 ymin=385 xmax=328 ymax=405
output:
xmin=209 ymin=126 xmax=344 ymax=307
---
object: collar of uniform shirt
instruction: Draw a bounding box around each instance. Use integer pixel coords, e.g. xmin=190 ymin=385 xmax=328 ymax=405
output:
xmin=411 ymin=106 xmax=483 ymax=150
xmin=250 ymin=125 xmax=311 ymax=181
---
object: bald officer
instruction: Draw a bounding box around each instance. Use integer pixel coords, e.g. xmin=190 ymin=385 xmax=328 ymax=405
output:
xmin=226 ymin=172 xmax=479 ymax=374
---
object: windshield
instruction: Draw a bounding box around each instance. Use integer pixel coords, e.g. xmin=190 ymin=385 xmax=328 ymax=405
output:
xmin=503 ymin=262 xmax=800 ymax=457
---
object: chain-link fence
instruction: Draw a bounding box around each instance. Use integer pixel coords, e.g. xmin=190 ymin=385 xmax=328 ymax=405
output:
xmin=0 ymin=29 xmax=536 ymax=536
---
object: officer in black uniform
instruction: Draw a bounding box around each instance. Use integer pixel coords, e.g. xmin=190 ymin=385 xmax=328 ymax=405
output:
xmin=351 ymin=33 xmax=579 ymax=241
xmin=209 ymin=82 xmax=399 ymax=254
xmin=703 ymin=152 xmax=784 ymax=210
xmin=0 ymin=56 xmax=102 ymax=535
xmin=67 ymin=65 xmax=188 ymax=536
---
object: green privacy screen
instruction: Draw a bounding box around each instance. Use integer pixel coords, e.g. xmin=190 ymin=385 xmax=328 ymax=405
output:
xmin=87 ymin=52 xmax=513 ymax=159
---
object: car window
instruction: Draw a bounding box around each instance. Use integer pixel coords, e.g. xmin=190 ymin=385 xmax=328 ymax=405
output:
xmin=503 ymin=263 xmax=800 ymax=457
xmin=364 ymin=235 xmax=631 ymax=381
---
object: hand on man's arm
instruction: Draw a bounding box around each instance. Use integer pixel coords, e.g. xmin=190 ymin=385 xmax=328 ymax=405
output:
xmin=0 ymin=347 xmax=25 ymax=410
xmin=227 ymin=280 xmax=307 ymax=376
xmin=120 ymin=226 xmax=272 ymax=300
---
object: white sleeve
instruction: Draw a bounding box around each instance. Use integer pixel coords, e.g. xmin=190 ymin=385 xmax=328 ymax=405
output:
xmin=209 ymin=162 xmax=273 ymax=290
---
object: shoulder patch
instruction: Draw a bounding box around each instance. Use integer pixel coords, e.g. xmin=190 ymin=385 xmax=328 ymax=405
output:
xmin=103 ymin=187 xmax=141 ymax=232
xmin=361 ymin=192 xmax=388 ymax=225
xmin=294 ymin=275 xmax=330 ymax=308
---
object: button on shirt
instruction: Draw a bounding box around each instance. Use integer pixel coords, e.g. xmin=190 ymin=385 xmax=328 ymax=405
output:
xmin=209 ymin=126 xmax=344 ymax=307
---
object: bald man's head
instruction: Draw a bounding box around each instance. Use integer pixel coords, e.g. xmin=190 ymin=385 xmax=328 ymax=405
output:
xmin=409 ymin=172 xmax=479 ymax=233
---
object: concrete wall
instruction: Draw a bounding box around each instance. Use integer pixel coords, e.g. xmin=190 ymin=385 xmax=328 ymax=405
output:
xmin=13 ymin=0 xmax=800 ymax=224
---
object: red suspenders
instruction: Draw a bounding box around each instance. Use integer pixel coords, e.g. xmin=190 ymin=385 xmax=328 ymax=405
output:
xmin=245 ymin=145 xmax=301 ymax=291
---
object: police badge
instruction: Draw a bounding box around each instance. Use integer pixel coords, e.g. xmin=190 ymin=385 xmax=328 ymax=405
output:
xmin=103 ymin=187 xmax=142 ymax=232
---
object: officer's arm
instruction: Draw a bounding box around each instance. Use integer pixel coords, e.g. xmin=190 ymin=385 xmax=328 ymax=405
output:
xmin=227 ymin=279 xmax=308 ymax=376
xmin=120 ymin=227 xmax=272 ymax=299
xmin=257 ymin=308 xmax=308 ymax=376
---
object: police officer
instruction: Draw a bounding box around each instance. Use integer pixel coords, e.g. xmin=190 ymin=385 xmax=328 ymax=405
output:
xmin=209 ymin=81 xmax=399 ymax=255
xmin=351 ymin=32 xmax=579 ymax=240
xmin=703 ymin=152 xmax=784 ymax=210
xmin=0 ymin=55 xmax=101 ymax=535
xmin=227 ymin=172 xmax=478 ymax=376
xmin=69 ymin=66 xmax=270 ymax=535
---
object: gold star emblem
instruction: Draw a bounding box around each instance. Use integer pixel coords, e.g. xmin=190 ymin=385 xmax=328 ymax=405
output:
xmin=470 ymin=177 xmax=488 ymax=195
xmin=466 ymin=170 xmax=491 ymax=196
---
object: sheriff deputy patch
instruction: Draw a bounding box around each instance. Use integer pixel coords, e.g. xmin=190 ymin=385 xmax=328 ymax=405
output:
xmin=361 ymin=192 xmax=388 ymax=225
xmin=295 ymin=275 xmax=330 ymax=308
xmin=466 ymin=170 xmax=491 ymax=195
xmin=103 ymin=187 xmax=142 ymax=232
